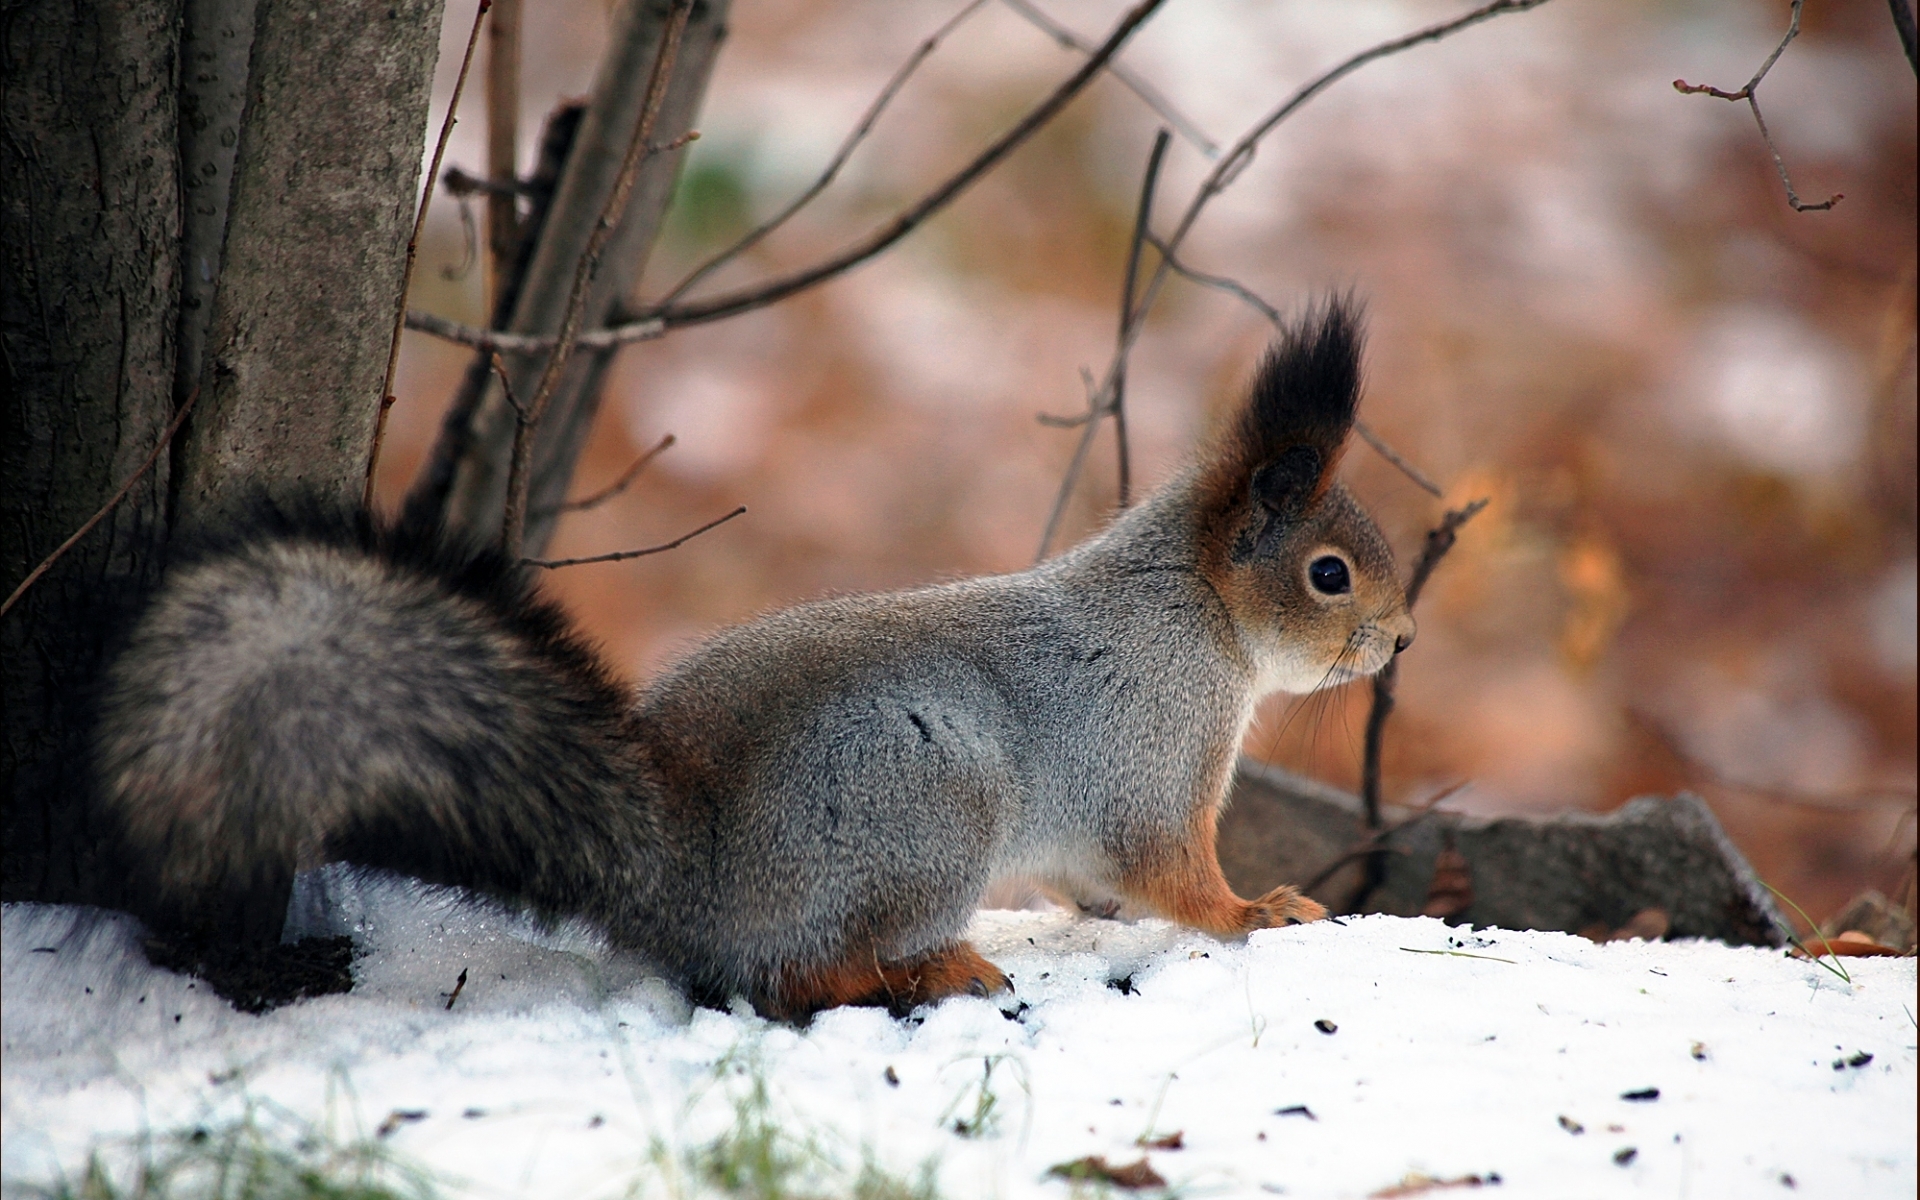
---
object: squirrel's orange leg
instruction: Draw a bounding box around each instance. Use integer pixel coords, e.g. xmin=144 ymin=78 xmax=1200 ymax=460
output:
xmin=1117 ymin=817 xmax=1327 ymax=935
xmin=774 ymin=941 xmax=1010 ymax=1019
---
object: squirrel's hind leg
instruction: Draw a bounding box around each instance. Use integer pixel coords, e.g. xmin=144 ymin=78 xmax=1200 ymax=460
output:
xmin=770 ymin=941 xmax=1009 ymax=1020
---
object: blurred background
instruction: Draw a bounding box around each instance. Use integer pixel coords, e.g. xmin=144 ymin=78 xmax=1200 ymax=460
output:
xmin=375 ymin=0 xmax=1916 ymax=926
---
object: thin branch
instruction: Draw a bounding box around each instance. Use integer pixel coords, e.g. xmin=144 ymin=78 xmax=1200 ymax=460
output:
xmin=524 ymin=505 xmax=746 ymax=568
xmin=1079 ymin=0 xmax=1552 ymax=532
xmin=404 ymin=307 xmax=667 ymax=354
xmin=407 ymin=0 xmax=1171 ymax=355
xmin=641 ymin=0 xmax=1170 ymax=329
xmin=1033 ymin=130 xmax=1167 ymax=557
xmin=534 ymin=433 xmax=676 ymax=518
xmin=366 ymin=0 xmax=491 ymax=511
xmin=2 ymin=388 xmax=203 ymax=621
xmin=1404 ymin=496 xmax=1489 ymax=608
xmin=1300 ymin=780 xmax=1467 ymax=895
xmin=1673 ymin=0 xmax=1842 ymax=212
xmin=1113 ymin=129 xmax=1170 ymax=511
xmin=1143 ymin=232 xmax=1445 ymax=498
xmin=486 ymin=0 xmax=523 ymax=312
xmin=658 ymin=0 xmax=995 ymax=307
xmin=1033 ymin=385 xmax=1108 ymax=563
xmin=1351 ymin=421 xmax=1444 ymax=499
xmin=998 ymin=0 xmax=1217 ymax=157
xmin=501 ymin=0 xmax=694 ymax=560
xmin=405 ymin=0 xmax=1541 ymax=356
xmin=488 ymin=353 xmax=525 ymax=419
xmin=1353 ymin=497 xmax=1490 ymax=912
xmin=1145 ymin=233 xmax=1281 ymax=322
xmin=400 ymin=102 xmax=587 ymax=533
xmin=1031 ymin=4 xmax=1541 ymax=562
xmin=1631 ymin=709 xmax=1918 ymax=813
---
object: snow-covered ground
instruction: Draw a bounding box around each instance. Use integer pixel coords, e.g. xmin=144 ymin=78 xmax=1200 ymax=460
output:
xmin=3 ymin=873 xmax=1913 ymax=1199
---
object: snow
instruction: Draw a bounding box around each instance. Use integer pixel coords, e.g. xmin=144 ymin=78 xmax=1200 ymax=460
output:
xmin=3 ymin=872 xmax=1913 ymax=1199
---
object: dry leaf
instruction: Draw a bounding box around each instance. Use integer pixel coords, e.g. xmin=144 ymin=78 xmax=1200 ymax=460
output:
xmin=1138 ymin=1131 xmax=1184 ymax=1150
xmin=1791 ymin=930 xmax=1909 ymax=958
xmin=1047 ymin=1156 xmax=1167 ymax=1190
xmin=1370 ymin=1171 xmax=1501 ymax=1198
xmin=1421 ymin=847 xmax=1474 ymax=919
xmin=1606 ymin=908 xmax=1670 ymax=942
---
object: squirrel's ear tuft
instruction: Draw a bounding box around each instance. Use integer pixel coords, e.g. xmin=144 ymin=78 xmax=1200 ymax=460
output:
xmin=1240 ymin=296 xmax=1363 ymax=514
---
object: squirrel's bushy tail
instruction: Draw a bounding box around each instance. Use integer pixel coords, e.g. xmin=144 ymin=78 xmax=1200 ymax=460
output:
xmin=93 ymin=500 xmax=658 ymax=948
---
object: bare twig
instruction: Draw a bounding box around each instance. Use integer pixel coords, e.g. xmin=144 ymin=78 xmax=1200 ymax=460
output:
xmin=998 ymin=0 xmax=1217 ymax=157
xmin=1113 ymin=130 xmax=1169 ymax=510
xmin=645 ymin=0 xmax=1165 ymax=327
xmin=524 ymin=505 xmax=746 ymax=568
xmin=404 ymin=0 xmax=1544 ymax=358
xmin=366 ymin=0 xmax=491 ymax=511
xmin=1352 ymin=422 xmax=1444 ymax=499
xmin=1032 ymin=4 xmax=1543 ymax=561
xmin=533 ymin=433 xmax=676 ymax=518
xmin=501 ymin=0 xmax=694 ymax=560
xmin=487 ymin=0 xmax=523 ymax=311
xmin=1143 ymin=233 xmax=1445 ymax=498
xmin=2 ymin=388 xmax=203 ymax=621
xmin=1137 ymin=0 xmax=1555 ymax=346
xmin=1673 ymin=0 xmax=1842 ymax=212
xmin=1404 ymin=497 xmax=1489 ymax=608
xmin=400 ymin=102 xmax=587 ymax=534
xmin=1301 ymin=780 xmax=1467 ymax=894
xmin=404 ymin=307 xmax=668 ymax=354
xmin=1033 ymin=130 xmax=1169 ymax=559
xmin=1144 ymin=232 xmax=1281 ymax=322
xmin=1064 ymin=0 xmax=1549 ymax=533
xmin=1033 ymin=395 xmax=1107 ymax=563
xmin=1630 ymin=709 xmax=1918 ymax=812
xmin=488 ymin=353 xmax=525 ymax=419
xmin=409 ymin=0 xmax=1169 ymax=357
xmin=659 ymin=0 xmax=995 ymax=307
xmin=1352 ymin=498 xmax=1490 ymax=912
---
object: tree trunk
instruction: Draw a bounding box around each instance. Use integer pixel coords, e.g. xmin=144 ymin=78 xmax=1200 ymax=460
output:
xmin=2 ymin=0 xmax=446 ymax=905
xmin=2 ymin=0 xmax=185 ymax=904
xmin=175 ymin=0 xmax=446 ymax=524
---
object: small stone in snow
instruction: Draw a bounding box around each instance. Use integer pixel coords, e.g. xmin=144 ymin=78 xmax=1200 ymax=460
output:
xmin=1620 ymin=1087 xmax=1659 ymax=1101
xmin=1315 ymin=1019 xmax=1338 ymax=1035
xmin=1614 ymin=1148 xmax=1638 ymax=1166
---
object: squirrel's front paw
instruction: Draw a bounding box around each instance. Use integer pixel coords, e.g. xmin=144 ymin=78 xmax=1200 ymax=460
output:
xmin=1246 ymin=885 xmax=1328 ymax=930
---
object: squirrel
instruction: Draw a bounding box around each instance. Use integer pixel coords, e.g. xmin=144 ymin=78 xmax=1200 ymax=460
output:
xmin=93 ymin=297 xmax=1414 ymax=1020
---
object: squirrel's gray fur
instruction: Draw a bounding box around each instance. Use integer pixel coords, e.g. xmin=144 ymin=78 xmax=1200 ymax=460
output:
xmin=94 ymin=297 xmax=1414 ymax=1017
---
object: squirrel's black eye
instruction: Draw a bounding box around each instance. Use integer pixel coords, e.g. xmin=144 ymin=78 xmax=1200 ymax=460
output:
xmin=1309 ymin=555 xmax=1350 ymax=596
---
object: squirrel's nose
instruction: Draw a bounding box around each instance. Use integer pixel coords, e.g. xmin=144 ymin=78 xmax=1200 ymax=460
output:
xmin=1392 ymin=621 xmax=1416 ymax=654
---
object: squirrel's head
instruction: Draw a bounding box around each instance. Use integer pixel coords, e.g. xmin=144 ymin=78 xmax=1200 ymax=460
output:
xmin=1194 ymin=298 xmax=1415 ymax=695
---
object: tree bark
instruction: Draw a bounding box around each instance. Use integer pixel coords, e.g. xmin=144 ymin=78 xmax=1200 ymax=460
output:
xmin=3 ymin=0 xmax=448 ymax=905
xmin=173 ymin=0 xmax=259 ymax=413
xmin=174 ymin=0 xmax=447 ymax=526
xmin=423 ymin=0 xmax=730 ymax=556
xmin=2 ymin=0 xmax=185 ymax=903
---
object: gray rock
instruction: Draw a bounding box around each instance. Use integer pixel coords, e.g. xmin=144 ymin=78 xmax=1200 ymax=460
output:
xmin=1219 ymin=758 xmax=1785 ymax=946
